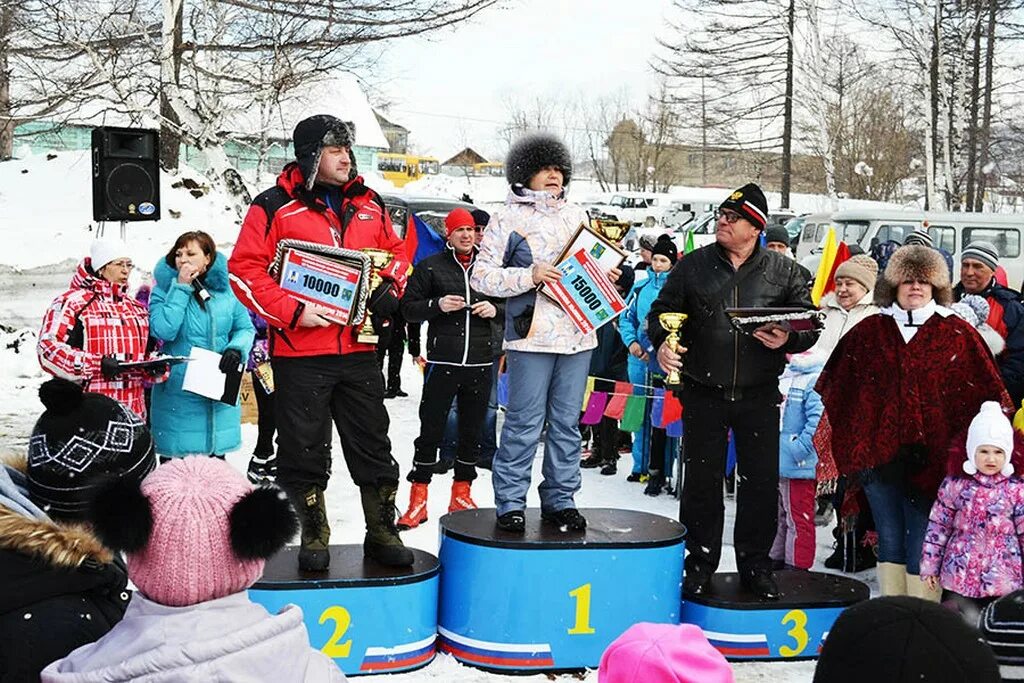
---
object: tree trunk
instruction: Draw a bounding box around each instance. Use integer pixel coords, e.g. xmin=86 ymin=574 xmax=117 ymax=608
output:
xmin=926 ymin=1 xmax=941 ymax=210
xmin=780 ymin=0 xmax=795 ymax=208
xmin=0 ymin=3 xmax=14 ymax=161
xmin=965 ymin=13 xmax=982 ymax=212
xmin=975 ymin=0 xmax=997 ymax=212
xmin=159 ymin=0 xmax=184 ymax=170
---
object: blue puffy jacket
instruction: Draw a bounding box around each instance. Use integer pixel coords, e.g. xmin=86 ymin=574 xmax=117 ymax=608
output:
xmin=149 ymin=254 xmax=255 ymax=456
xmin=620 ymin=269 xmax=668 ymax=355
xmin=779 ymin=353 xmax=825 ymax=480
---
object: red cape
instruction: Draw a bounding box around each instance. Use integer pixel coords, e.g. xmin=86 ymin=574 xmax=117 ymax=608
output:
xmin=813 ymin=312 xmax=1012 ymax=495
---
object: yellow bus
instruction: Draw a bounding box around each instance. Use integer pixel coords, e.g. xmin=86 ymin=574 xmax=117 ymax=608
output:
xmin=377 ymin=153 xmax=440 ymax=187
xmin=472 ymin=162 xmax=504 ymax=177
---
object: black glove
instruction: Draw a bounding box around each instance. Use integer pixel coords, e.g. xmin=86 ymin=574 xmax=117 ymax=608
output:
xmin=144 ymin=361 xmax=170 ymax=377
xmin=368 ymin=281 xmax=400 ymax=318
xmin=219 ymin=349 xmax=242 ymax=373
xmin=100 ymin=356 xmax=123 ymax=380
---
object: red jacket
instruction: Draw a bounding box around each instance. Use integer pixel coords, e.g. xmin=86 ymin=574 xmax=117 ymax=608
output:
xmin=37 ymin=260 xmax=163 ymax=418
xmin=228 ymin=164 xmax=407 ymax=357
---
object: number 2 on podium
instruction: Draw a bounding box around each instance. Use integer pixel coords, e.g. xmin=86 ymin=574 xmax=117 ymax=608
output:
xmin=319 ymin=605 xmax=353 ymax=658
xmin=779 ymin=609 xmax=809 ymax=657
xmin=568 ymin=583 xmax=596 ymax=635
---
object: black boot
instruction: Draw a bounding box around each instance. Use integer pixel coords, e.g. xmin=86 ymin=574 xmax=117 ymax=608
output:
xmin=644 ymin=471 xmax=665 ymax=497
xmin=823 ymin=526 xmax=845 ymax=570
xmin=741 ymin=568 xmax=781 ymax=600
xmin=360 ymin=484 xmax=414 ymax=567
xmin=288 ymin=486 xmax=330 ymax=572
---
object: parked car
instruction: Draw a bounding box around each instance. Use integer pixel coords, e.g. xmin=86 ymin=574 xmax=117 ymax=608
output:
xmin=379 ymin=194 xmax=476 ymax=241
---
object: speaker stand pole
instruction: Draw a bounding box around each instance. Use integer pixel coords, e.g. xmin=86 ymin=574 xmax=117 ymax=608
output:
xmin=119 ymin=220 xmax=128 ymax=241
xmin=97 ymin=221 xmax=105 ymax=238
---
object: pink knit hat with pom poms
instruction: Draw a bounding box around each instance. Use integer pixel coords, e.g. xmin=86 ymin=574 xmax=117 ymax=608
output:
xmin=88 ymin=457 xmax=298 ymax=606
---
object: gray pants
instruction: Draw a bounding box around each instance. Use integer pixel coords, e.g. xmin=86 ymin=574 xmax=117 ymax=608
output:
xmin=492 ymin=349 xmax=592 ymax=516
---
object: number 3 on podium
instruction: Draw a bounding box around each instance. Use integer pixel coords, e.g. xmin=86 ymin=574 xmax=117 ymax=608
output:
xmin=568 ymin=583 xmax=596 ymax=635
xmin=778 ymin=609 xmax=809 ymax=657
xmin=319 ymin=605 xmax=353 ymax=657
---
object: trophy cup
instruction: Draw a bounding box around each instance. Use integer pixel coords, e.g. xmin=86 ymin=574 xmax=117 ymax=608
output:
xmin=357 ymin=248 xmax=394 ymax=344
xmin=658 ymin=312 xmax=689 ymax=387
xmin=596 ymin=220 xmax=628 ymax=243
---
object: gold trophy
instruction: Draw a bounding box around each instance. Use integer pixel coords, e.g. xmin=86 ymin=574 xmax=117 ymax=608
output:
xmin=595 ymin=219 xmax=629 ymax=243
xmin=658 ymin=312 xmax=689 ymax=387
xmin=357 ymin=248 xmax=394 ymax=344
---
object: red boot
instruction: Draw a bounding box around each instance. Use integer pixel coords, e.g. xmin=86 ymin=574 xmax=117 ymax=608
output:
xmin=448 ymin=481 xmax=478 ymax=513
xmin=396 ymin=482 xmax=429 ymax=530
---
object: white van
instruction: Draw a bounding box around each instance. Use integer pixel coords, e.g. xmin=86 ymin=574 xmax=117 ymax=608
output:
xmin=590 ymin=192 xmax=672 ymax=227
xmin=795 ymin=208 xmax=1024 ymax=290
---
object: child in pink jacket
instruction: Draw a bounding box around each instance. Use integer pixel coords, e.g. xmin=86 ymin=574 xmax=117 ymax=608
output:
xmin=920 ymin=401 xmax=1024 ymax=611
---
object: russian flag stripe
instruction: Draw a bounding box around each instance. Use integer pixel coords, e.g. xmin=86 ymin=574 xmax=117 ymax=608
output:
xmin=438 ymin=626 xmax=553 ymax=654
xmin=711 ymin=644 xmax=772 ymax=657
xmin=439 ymin=641 xmax=555 ymax=668
xmin=363 ymin=634 xmax=436 ymax=657
xmin=359 ymin=648 xmax=434 ymax=671
xmin=704 ymin=630 xmax=769 ymax=643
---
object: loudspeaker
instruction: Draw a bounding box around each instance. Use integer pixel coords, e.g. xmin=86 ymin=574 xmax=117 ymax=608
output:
xmin=91 ymin=127 xmax=161 ymax=222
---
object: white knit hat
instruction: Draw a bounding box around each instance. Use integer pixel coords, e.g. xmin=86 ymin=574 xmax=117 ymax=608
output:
xmin=89 ymin=238 xmax=129 ymax=271
xmin=965 ymin=401 xmax=1015 ymax=476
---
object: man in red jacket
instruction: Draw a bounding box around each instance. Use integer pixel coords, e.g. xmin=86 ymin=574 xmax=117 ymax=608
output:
xmin=229 ymin=114 xmax=413 ymax=570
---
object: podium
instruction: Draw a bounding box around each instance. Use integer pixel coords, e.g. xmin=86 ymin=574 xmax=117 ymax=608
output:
xmin=248 ymin=545 xmax=439 ymax=676
xmin=680 ymin=570 xmax=870 ymax=661
xmin=438 ymin=508 xmax=686 ymax=673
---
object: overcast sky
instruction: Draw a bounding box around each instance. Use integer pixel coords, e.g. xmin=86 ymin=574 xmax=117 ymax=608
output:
xmin=373 ymin=0 xmax=672 ymax=162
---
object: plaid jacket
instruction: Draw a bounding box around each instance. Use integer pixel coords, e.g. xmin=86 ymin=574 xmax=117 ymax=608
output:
xmin=37 ymin=259 xmax=163 ymax=417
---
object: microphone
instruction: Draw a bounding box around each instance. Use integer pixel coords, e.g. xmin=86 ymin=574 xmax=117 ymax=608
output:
xmin=191 ymin=277 xmax=211 ymax=303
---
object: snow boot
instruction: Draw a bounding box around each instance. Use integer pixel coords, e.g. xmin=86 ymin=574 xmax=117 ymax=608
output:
xmin=906 ymin=573 xmax=942 ymax=602
xmin=361 ymin=484 xmax=414 ymax=566
xmin=396 ymin=482 xmax=429 ymax=530
xmin=645 ymin=471 xmax=665 ymax=497
xmin=448 ymin=480 xmax=477 ymax=513
xmin=290 ymin=485 xmax=330 ymax=572
xmin=876 ymin=562 xmax=908 ymax=596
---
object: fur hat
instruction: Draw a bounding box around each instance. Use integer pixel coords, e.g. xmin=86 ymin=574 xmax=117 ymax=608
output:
xmin=28 ymin=379 xmax=155 ymax=520
xmin=873 ymin=245 xmax=952 ymax=307
xmin=505 ymin=132 xmax=573 ymax=188
xmin=814 ymin=596 xmax=1001 ymax=683
xmin=964 ymin=401 xmax=1015 ymax=476
xmin=599 ymin=623 xmax=734 ymax=683
xmin=89 ymin=457 xmax=297 ymax=607
xmin=719 ymin=183 xmax=768 ymax=230
xmin=292 ymin=114 xmax=357 ymax=189
xmin=834 ymin=254 xmax=878 ymax=292
xmin=89 ymin=238 xmax=130 ymax=273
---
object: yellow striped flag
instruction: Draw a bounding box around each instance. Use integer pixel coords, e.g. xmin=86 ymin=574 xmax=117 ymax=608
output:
xmin=811 ymin=227 xmax=838 ymax=306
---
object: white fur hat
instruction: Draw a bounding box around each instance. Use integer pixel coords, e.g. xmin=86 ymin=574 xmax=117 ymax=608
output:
xmin=90 ymin=238 xmax=130 ymax=271
xmin=965 ymin=401 xmax=1015 ymax=476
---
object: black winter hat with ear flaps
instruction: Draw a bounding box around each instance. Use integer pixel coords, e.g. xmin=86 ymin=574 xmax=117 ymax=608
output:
xmin=292 ymin=114 xmax=358 ymax=189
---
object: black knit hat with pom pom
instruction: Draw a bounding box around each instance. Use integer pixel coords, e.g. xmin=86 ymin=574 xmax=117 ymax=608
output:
xmin=27 ymin=378 xmax=155 ymax=520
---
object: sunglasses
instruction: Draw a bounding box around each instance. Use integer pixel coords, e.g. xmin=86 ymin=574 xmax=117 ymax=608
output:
xmin=717 ymin=209 xmax=742 ymax=224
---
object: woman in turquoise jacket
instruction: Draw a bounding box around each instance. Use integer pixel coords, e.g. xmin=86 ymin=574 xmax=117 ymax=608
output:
xmin=619 ymin=235 xmax=678 ymax=485
xmin=149 ymin=231 xmax=254 ymax=458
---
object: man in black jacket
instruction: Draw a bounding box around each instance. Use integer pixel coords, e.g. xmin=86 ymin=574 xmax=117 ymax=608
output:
xmin=649 ymin=183 xmax=818 ymax=600
xmin=397 ymin=208 xmax=497 ymax=529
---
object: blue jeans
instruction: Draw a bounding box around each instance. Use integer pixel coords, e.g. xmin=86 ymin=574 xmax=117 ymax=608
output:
xmin=440 ymin=362 xmax=499 ymax=465
xmin=626 ymin=356 xmax=649 ymax=475
xmin=492 ymin=349 xmax=592 ymax=516
xmin=862 ymin=466 xmax=931 ymax=574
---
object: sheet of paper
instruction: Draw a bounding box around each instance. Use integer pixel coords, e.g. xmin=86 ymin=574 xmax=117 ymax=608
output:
xmin=182 ymin=347 xmax=227 ymax=401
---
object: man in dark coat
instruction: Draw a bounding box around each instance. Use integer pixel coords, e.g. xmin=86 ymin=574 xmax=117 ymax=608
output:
xmin=954 ymin=239 xmax=1024 ymax=407
xmin=396 ymin=208 xmax=498 ymax=529
xmin=649 ymin=183 xmax=818 ymax=600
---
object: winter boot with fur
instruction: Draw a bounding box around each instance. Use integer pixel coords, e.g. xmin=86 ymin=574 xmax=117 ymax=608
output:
xmin=396 ymin=482 xmax=429 ymax=530
xmin=876 ymin=562 xmax=908 ymax=596
xmin=361 ymin=484 xmax=415 ymax=566
xmin=448 ymin=480 xmax=477 ymax=513
xmin=290 ymin=486 xmax=331 ymax=572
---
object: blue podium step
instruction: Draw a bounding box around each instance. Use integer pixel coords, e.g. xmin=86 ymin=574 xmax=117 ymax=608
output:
xmin=438 ymin=508 xmax=686 ymax=673
xmin=249 ymin=544 xmax=439 ymax=676
xmin=680 ymin=570 xmax=870 ymax=661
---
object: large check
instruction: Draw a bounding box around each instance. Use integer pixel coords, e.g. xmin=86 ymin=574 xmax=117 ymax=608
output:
xmin=278 ymin=248 xmax=363 ymax=325
xmin=544 ymin=248 xmax=626 ymax=334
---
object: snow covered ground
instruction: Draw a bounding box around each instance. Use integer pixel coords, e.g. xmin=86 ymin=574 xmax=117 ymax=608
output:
xmin=0 ymin=150 xmax=880 ymax=681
